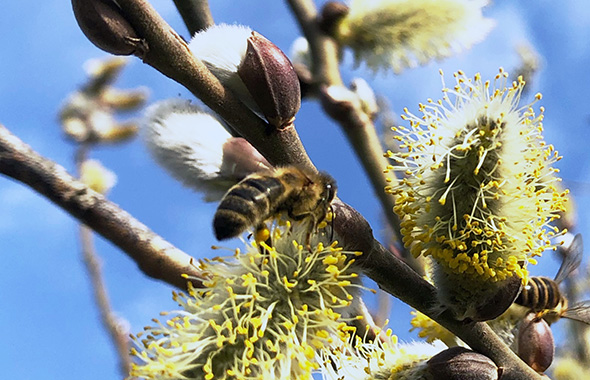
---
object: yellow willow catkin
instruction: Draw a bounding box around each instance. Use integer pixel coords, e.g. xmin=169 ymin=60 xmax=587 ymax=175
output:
xmin=130 ymin=221 xmax=362 ymax=380
xmin=386 ymin=68 xmax=567 ymax=319
xmin=335 ymin=0 xmax=494 ymax=73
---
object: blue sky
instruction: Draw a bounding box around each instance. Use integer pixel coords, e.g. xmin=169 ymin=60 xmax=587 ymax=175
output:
xmin=1 ymin=1 xmax=590 ymax=379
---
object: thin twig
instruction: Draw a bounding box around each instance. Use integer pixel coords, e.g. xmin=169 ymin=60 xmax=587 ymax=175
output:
xmin=81 ymin=223 xmax=132 ymax=375
xmin=285 ymin=0 xmax=414 ymax=266
xmin=320 ymin=87 xmax=404 ymax=240
xmin=285 ymin=0 xmax=342 ymax=85
xmin=331 ymin=201 xmax=546 ymax=380
xmin=74 ymin=145 xmax=132 ymax=376
xmin=172 ymin=0 xmax=214 ymax=36
xmin=117 ymin=0 xmax=314 ymax=171
xmin=0 ymin=124 xmax=201 ymax=290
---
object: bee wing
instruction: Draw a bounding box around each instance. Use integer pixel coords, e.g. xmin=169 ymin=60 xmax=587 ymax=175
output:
xmin=219 ymin=137 xmax=271 ymax=180
xmin=554 ymin=233 xmax=583 ymax=284
xmin=562 ymin=301 xmax=590 ymax=325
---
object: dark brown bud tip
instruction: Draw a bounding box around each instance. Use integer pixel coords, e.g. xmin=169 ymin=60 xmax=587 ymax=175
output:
xmin=72 ymin=0 xmax=147 ymax=56
xmin=518 ymin=313 xmax=554 ymax=372
xmin=472 ymin=275 xmax=522 ymax=321
xmin=427 ymin=347 xmax=500 ymax=380
xmin=318 ymin=1 xmax=350 ymax=35
xmin=237 ymin=32 xmax=301 ymax=129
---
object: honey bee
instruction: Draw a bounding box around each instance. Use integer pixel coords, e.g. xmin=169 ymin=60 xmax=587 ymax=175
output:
xmin=515 ymin=233 xmax=590 ymax=324
xmin=213 ymin=166 xmax=336 ymax=241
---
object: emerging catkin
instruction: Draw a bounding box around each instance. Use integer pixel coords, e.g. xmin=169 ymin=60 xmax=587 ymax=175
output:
xmin=130 ymin=222 xmax=361 ymax=379
xmin=386 ymin=69 xmax=567 ymax=319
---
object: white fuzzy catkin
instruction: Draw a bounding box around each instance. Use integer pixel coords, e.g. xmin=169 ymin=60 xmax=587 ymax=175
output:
xmin=189 ymin=24 xmax=263 ymax=116
xmin=143 ymin=99 xmax=233 ymax=200
xmin=337 ymin=0 xmax=495 ymax=73
xmin=320 ymin=337 xmax=446 ymax=380
xmin=188 ymin=24 xmax=252 ymax=83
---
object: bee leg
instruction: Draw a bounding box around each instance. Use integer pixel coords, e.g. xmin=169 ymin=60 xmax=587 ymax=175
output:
xmin=323 ymin=206 xmax=335 ymax=243
xmin=304 ymin=229 xmax=313 ymax=251
xmin=305 ymin=218 xmax=320 ymax=251
xmin=254 ymin=223 xmax=272 ymax=252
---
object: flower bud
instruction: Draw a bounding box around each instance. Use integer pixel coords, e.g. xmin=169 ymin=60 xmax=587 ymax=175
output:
xmin=61 ymin=116 xmax=90 ymax=143
xmin=471 ymin=275 xmax=522 ymax=321
xmin=143 ymin=100 xmax=269 ymax=201
xmin=237 ymin=31 xmax=301 ymax=128
xmin=96 ymin=123 xmax=139 ymax=143
xmin=83 ymin=57 xmax=128 ymax=92
xmin=80 ymin=159 xmax=117 ymax=194
xmin=318 ymin=1 xmax=350 ymax=35
xmin=101 ymin=87 xmax=149 ymax=111
xmin=289 ymin=36 xmax=312 ymax=69
xmin=189 ymin=24 xmax=301 ymax=129
xmin=71 ymin=0 xmax=147 ymax=56
xmin=426 ymin=347 xmax=500 ymax=380
xmin=518 ymin=312 xmax=554 ymax=372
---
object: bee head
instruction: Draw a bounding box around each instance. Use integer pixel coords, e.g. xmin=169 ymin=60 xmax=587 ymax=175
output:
xmin=320 ymin=172 xmax=337 ymax=205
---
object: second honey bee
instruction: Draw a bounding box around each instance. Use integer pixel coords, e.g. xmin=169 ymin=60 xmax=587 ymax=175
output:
xmin=515 ymin=233 xmax=590 ymax=324
xmin=213 ymin=166 xmax=336 ymax=241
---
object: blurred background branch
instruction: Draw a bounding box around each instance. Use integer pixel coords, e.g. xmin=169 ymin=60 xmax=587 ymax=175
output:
xmin=0 ymin=124 xmax=201 ymax=290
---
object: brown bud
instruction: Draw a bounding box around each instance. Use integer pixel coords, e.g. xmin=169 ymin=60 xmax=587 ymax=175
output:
xmin=84 ymin=57 xmax=128 ymax=93
xmin=96 ymin=123 xmax=139 ymax=144
xmin=472 ymin=275 xmax=522 ymax=321
xmin=237 ymin=32 xmax=301 ymax=129
xmin=518 ymin=313 xmax=554 ymax=372
xmin=61 ymin=116 xmax=90 ymax=142
xmin=71 ymin=0 xmax=147 ymax=56
xmin=426 ymin=347 xmax=500 ymax=380
xmin=318 ymin=1 xmax=349 ymax=35
xmin=101 ymin=88 xmax=149 ymax=110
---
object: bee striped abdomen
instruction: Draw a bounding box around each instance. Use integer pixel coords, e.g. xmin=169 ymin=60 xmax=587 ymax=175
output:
xmin=516 ymin=277 xmax=562 ymax=312
xmin=213 ymin=176 xmax=285 ymax=240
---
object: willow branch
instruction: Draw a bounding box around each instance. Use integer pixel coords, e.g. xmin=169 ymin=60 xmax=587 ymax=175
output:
xmin=285 ymin=0 xmax=341 ymax=85
xmin=320 ymin=87 xmax=405 ymax=241
xmin=117 ymin=0 xmax=314 ymax=170
xmin=172 ymin=0 xmax=214 ymax=36
xmin=81 ymin=223 xmax=132 ymax=374
xmin=0 ymin=124 xmax=200 ymax=290
xmin=331 ymin=201 xmax=546 ymax=380
xmin=73 ymin=145 xmax=131 ymax=376
xmin=286 ymin=0 xmax=412 ymax=264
